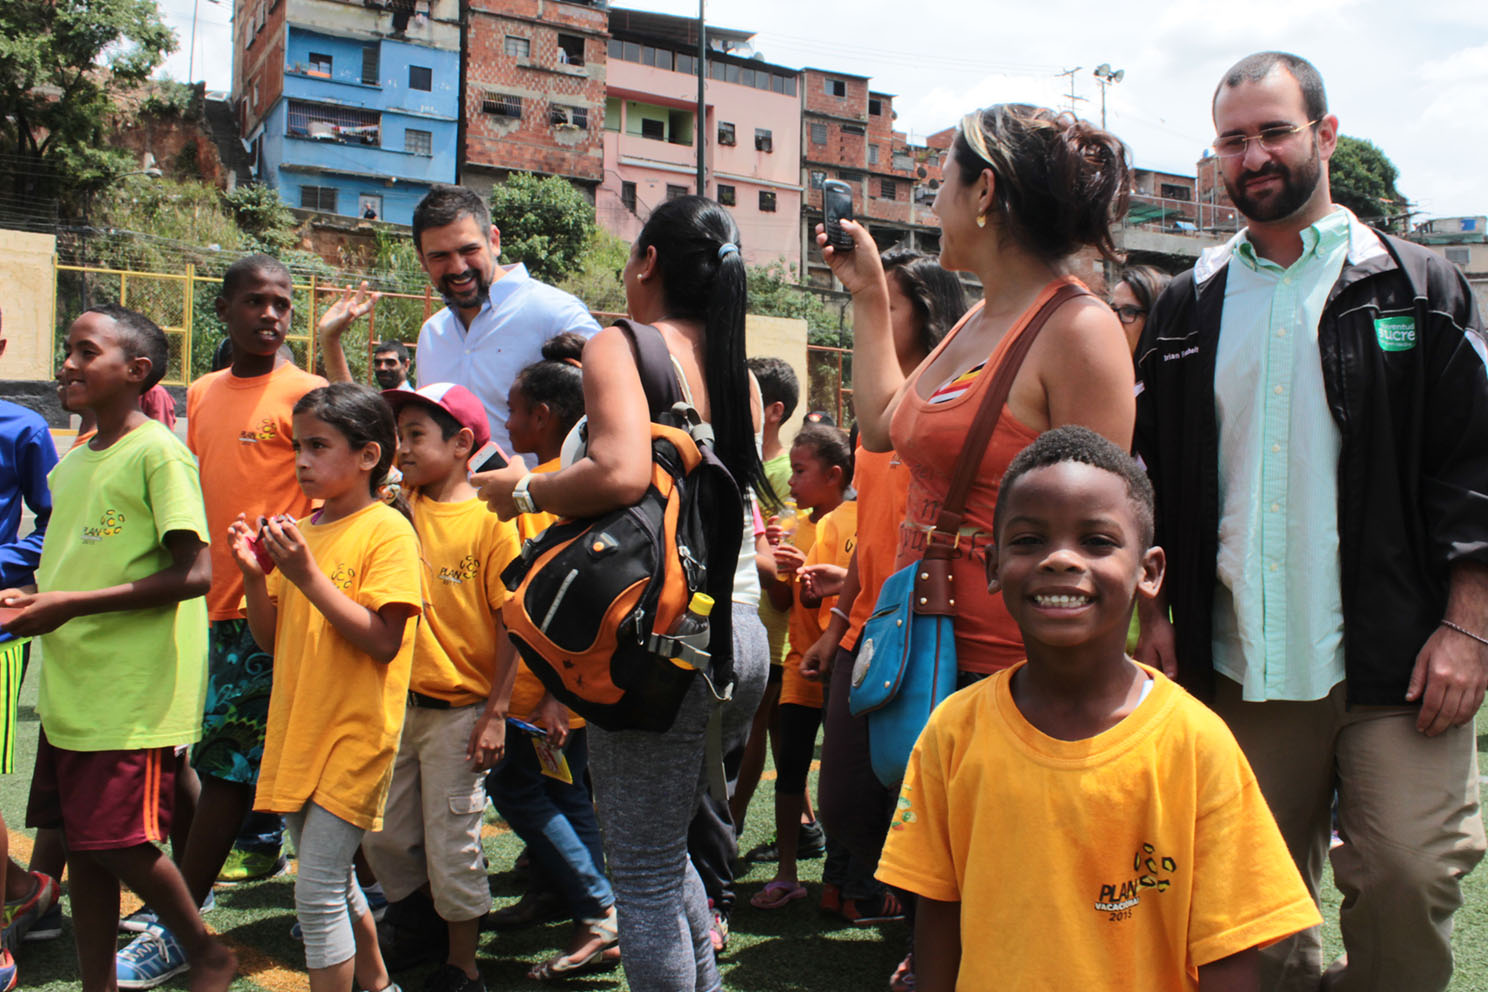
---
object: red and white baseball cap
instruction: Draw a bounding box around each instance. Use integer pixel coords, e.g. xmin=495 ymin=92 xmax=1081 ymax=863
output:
xmin=382 ymin=382 xmax=491 ymax=449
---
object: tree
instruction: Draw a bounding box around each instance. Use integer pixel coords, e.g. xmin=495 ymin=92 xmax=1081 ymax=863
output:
xmin=558 ymin=227 xmax=630 ymax=316
xmin=487 ymin=172 xmax=596 ymax=284
xmin=0 ymin=0 xmax=176 ymax=214
xmin=1330 ymin=135 xmax=1406 ymax=230
xmin=747 ymin=262 xmax=845 ymax=347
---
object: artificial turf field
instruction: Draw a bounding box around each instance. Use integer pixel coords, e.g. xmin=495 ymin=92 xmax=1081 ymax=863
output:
xmin=4 ymin=669 xmax=1487 ymax=991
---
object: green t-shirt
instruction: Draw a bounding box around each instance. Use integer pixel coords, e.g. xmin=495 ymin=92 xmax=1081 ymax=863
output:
xmin=759 ymin=451 xmax=793 ymax=663
xmin=763 ymin=451 xmax=791 ymax=505
xmin=37 ymin=420 xmax=210 ymax=750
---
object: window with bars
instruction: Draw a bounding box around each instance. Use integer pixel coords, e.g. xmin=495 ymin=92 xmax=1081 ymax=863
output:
xmin=754 ymin=128 xmax=773 ymax=152
xmin=505 ymin=36 xmax=530 ymax=58
xmin=810 ymin=170 xmax=825 ymax=190
xmin=549 ymin=105 xmax=589 ymax=129
xmin=868 ymin=144 xmax=879 ymax=165
xmin=759 ymin=190 xmax=777 ymax=212
xmin=666 ymin=184 xmax=688 ymax=200
xmin=287 ymin=100 xmax=380 ymax=143
xmin=718 ymin=122 xmax=736 ymax=146
xmin=300 ymin=185 xmax=338 ymax=212
xmin=405 ymin=128 xmax=432 ymax=156
xmin=879 ymin=178 xmax=898 ymax=199
xmin=482 ymin=92 xmax=522 ymax=119
xmin=717 ymin=184 xmax=735 ymax=206
xmin=408 ymin=65 xmax=431 ymax=91
xmin=621 ymin=181 xmax=637 ymax=212
xmin=361 ymin=44 xmax=379 ymax=85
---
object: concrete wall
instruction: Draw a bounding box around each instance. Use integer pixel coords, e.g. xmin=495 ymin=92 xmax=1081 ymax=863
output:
xmin=744 ymin=314 xmax=809 ymax=444
xmin=0 ymin=232 xmax=57 ymax=382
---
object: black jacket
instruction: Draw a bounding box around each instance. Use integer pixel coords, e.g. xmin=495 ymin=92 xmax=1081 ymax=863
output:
xmin=1134 ymin=230 xmax=1488 ymax=705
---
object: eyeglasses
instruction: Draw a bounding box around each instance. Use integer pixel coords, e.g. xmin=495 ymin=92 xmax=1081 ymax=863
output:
xmin=1212 ymin=120 xmax=1320 ymax=158
xmin=1108 ymin=304 xmax=1147 ymax=325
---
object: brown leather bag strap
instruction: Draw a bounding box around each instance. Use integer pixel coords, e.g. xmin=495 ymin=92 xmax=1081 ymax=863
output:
xmin=924 ymin=282 xmax=1090 ymax=559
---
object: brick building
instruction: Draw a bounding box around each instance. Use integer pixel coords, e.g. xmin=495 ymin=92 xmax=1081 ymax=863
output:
xmin=799 ymin=69 xmax=939 ymax=289
xmin=463 ymin=0 xmax=608 ymax=201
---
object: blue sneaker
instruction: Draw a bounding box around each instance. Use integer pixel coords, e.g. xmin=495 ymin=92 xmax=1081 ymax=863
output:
xmin=0 ymin=947 xmax=16 ymax=991
xmin=120 ymin=890 xmax=216 ymax=933
xmin=115 ymin=924 xmax=188 ymax=990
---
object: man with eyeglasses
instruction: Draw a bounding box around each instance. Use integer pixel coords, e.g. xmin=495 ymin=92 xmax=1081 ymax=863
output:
xmin=1133 ymin=50 xmax=1487 ymax=992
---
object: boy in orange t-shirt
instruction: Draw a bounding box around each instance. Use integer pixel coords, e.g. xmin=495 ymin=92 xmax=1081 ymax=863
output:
xmin=877 ymin=427 xmax=1319 ymax=991
xmin=115 ymin=255 xmax=327 ymax=982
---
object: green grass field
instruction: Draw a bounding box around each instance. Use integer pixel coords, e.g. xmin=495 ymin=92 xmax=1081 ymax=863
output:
xmin=3 ymin=671 xmax=1486 ymax=991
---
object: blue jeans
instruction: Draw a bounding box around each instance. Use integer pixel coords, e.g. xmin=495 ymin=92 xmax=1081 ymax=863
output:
xmin=486 ymin=726 xmax=612 ymax=922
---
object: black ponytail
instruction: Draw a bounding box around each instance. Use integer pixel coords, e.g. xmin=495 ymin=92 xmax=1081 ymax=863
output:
xmin=635 ymin=195 xmax=774 ymax=510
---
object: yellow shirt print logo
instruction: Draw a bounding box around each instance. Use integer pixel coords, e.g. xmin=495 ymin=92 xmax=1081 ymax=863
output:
xmin=1093 ymin=842 xmax=1179 ymax=919
xmin=239 ymin=419 xmax=277 ymax=444
xmin=330 ymin=563 xmax=355 ymax=590
xmin=81 ymin=508 xmax=126 ymax=543
xmin=437 ymin=555 xmax=480 ymax=585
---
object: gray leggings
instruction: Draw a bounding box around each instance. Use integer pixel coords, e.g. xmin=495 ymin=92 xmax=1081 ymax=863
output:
xmin=283 ymin=801 xmax=371 ymax=970
xmin=590 ymin=675 xmax=720 ymax=992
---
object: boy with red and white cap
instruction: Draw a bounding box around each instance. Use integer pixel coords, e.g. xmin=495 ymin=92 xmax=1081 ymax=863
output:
xmin=361 ymin=383 xmax=522 ymax=992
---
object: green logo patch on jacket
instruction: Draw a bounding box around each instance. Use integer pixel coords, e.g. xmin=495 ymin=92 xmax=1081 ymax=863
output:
xmin=1374 ymin=316 xmax=1416 ymax=352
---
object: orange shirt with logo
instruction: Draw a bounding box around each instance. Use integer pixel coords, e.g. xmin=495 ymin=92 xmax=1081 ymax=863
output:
xmin=187 ymin=363 xmax=326 ymax=620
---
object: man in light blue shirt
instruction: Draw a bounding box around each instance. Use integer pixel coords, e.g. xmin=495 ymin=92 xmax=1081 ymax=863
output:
xmin=411 ymin=184 xmax=599 ymax=461
xmin=1135 ymin=52 xmax=1488 ymax=992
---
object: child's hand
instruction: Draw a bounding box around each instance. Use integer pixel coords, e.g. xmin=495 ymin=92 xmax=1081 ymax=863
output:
xmin=228 ymin=515 xmax=266 ymax=579
xmin=260 ymin=515 xmax=316 ymax=586
xmin=0 ymin=590 xmax=79 ymax=637
xmin=799 ymin=629 xmax=840 ymax=682
xmin=533 ymin=693 xmax=571 ymax=747
xmin=317 ymin=282 xmax=380 ymax=340
xmin=474 ymin=461 xmax=529 ymax=521
xmin=764 ymin=520 xmax=786 ymax=547
xmin=798 ymin=563 xmax=847 ymax=602
xmin=773 ymin=543 xmax=807 ymax=578
xmin=467 ymin=711 xmax=507 ymax=771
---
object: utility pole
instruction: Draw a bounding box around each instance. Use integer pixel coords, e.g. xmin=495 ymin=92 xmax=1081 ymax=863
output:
xmin=696 ymin=0 xmax=706 ymax=196
xmin=1057 ymin=67 xmax=1087 ymax=116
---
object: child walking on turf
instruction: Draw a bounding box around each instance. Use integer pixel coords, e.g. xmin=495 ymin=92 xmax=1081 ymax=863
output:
xmin=232 ymin=383 xmax=421 ymax=992
xmin=752 ymin=424 xmax=855 ymax=911
xmin=876 ymin=426 xmax=1320 ymax=990
xmin=6 ymin=305 xmax=235 ymax=992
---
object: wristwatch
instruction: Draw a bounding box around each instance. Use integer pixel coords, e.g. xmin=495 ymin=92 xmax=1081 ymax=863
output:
xmin=512 ymin=472 xmax=540 ymax=515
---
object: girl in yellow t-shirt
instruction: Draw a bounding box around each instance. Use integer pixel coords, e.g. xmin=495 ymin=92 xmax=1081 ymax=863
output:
xmin=230 ymin=383 xmax=421 ymax=992
xmin=752 ymin=424 xmax=856 ymax=911
xmin=497 ymin=335 xmax=623 ymax=977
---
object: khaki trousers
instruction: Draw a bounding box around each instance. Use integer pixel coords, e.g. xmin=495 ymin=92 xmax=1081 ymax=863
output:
xmin=1213 ymin=678 xmax=1485 ymax=992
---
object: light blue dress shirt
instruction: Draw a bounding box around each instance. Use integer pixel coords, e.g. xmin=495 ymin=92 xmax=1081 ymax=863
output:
xmin=1210 ymin=208 xmax=1380 ymax=702
xmin=416 ymin=263 xmax=600 ymax=461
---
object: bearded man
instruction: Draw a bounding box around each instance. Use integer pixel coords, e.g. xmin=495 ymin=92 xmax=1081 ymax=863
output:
xmin=1133 ymin=51 xmax=1488 ymax=992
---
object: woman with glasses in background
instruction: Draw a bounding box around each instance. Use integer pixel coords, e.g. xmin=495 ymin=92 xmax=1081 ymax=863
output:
xmin=1108 ymin=264 xmax=1173 ymax=355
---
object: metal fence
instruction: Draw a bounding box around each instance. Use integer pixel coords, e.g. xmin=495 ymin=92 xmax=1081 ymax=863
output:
xmin=806 ymin=343 xmax=853 ymax=428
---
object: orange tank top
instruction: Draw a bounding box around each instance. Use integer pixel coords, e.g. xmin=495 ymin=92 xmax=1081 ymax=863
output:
xmin=888 ymin=277 xmax=1079 ymax=674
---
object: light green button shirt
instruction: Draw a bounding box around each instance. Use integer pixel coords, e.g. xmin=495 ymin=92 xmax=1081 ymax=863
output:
xmin=1210 ymin=207 xmax=1364 ymax=702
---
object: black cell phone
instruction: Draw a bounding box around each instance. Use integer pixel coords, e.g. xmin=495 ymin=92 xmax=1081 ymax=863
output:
xmin=822 ymin=179 xmax=855 ymax=252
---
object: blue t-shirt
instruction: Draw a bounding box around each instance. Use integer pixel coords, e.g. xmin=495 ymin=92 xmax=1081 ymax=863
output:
xmin=0 ymin=400 xmax=56 ymax=583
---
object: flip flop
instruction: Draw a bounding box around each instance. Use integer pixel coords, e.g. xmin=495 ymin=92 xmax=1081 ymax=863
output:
xmin=749 ymin=880 xmax=808 ymax=910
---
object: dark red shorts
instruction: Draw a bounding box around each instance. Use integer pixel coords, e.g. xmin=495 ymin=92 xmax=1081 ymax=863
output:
xmin=25 ymin=728 xmax=178 ymax=852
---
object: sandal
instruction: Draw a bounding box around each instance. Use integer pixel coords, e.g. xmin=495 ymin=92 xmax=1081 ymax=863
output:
xmin=527 ymin=907 xmax=619 ymax=981
xmin=749 ymin=880 xmax=807 ymax=911
xmin=889 ymin=952 xmax=916 ymax=992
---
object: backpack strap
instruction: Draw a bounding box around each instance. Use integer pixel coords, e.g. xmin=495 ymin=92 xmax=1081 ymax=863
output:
xmin=615 ymin=318 xmax=683 ymax=419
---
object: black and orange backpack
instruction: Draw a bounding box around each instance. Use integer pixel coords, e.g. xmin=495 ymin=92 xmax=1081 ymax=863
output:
xmin=500 ymin=320 xmax=743 ymax=732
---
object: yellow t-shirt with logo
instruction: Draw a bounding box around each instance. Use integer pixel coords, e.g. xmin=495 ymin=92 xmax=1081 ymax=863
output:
xmin=782 ymin=501 xmax=856 ymax=709
xmin=509 ymin=458 xmax=582 ymax=728
xmin=409 ymin=492 xmax=520 ymax=705
xmin=255 ymin=502 xmax=423 ymax=832
xmin=877 ymin=663 xmax=1321 ymax=990
xmin=37 ymin=421 xmax=210 ymax=750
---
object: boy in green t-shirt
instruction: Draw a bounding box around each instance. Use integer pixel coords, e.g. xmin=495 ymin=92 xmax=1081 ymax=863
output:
xmin=0 ymin=305 xmax=236 ymax=991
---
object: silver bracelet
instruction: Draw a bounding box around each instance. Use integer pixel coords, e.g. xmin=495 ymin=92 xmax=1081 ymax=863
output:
xmin=1440 ymin=619 xmax=1488 ymax=648
xmin=829 ymin=606 xmax=850 ymax=623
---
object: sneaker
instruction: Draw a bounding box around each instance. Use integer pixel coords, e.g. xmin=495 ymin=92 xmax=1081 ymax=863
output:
xmin=115 ymin=925 xmax=188 ymax=990
xmin=2 ymin=872 xmax=59 ymax=948
xmin=0 ymin=948 xmax=15 ymax=992
xmin=21 ymin=902 xmax=62 ymax=943
xmin=120 ymin=890 xmax=216 ymax=933
xmin=216 ymin=849 xmax=288 ymax=884
xmin=421 ymin=963 xmax=485 ymax=992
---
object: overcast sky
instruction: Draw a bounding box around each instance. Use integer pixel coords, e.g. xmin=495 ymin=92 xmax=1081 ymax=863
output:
xmin=157 ymin=0 xmax=1487 ymax=221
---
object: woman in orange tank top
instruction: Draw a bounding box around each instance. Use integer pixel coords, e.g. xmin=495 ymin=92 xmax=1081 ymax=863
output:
xmin=821 ymin=103 xmax=1138 ymax=676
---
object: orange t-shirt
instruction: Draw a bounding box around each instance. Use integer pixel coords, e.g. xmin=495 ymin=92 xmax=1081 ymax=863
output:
xmin=889 ymin=280 xmax=1084 ymax=674
xmin=782 ymin=500 xmax=857 ymax=709
xmin=509 ymin=457 xmax=582 ymax=728
xmin=842 ymin=447 xmax=910 ymax=652
xmin=187 ymin=363 xmax=326 ymax=620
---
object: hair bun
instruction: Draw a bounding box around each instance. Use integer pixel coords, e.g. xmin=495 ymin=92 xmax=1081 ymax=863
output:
xmin=541 ymin=331 xmax=587 ymax=364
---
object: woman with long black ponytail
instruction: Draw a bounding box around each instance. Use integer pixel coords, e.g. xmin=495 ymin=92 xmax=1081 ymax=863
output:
xmin=477 ymin=196 xmax=767 ymax=990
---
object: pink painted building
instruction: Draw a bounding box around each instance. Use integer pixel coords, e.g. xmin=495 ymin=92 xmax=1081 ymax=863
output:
xmin=597 ymin=11 xmax=802 ymax=270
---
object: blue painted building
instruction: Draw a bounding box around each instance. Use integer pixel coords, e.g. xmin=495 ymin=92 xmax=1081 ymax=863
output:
xmin=236 ymin=0 xmax=461 ymax=227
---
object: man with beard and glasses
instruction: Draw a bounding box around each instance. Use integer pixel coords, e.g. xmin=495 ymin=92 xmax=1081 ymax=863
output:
xmin=410 ymin=184 xmax=598 ymax=462
xmin=1133 ymin=51 xmax=1488 ymax=992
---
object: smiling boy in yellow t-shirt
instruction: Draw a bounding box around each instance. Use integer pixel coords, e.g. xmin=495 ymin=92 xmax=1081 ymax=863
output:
xmin=877 ymin=427 xmax=1320 ymax=991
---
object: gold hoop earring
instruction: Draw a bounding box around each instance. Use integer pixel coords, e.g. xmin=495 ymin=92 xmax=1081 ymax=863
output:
xmin=975 ymin=213 xmax=987 ymax=229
